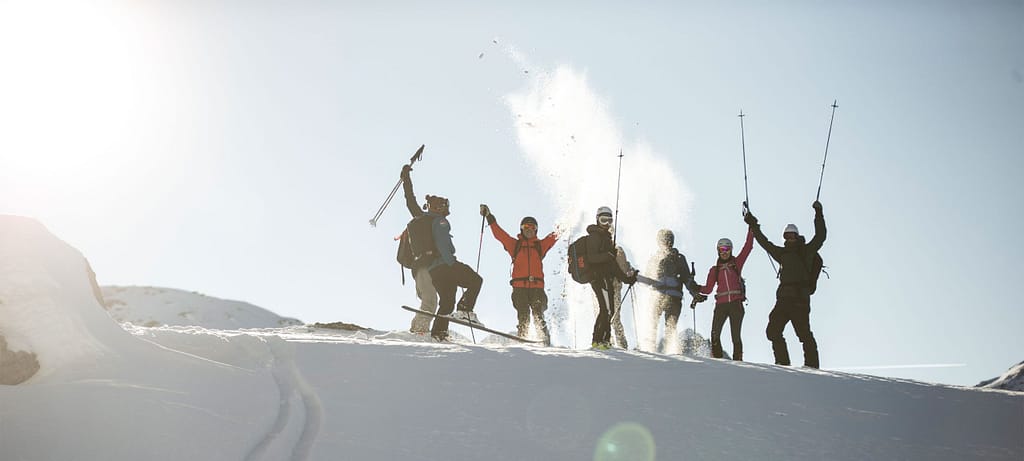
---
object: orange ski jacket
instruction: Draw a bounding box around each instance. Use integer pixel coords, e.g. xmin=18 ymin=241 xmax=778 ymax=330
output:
xmin=489 ymin=220 xmax=559 ymax=288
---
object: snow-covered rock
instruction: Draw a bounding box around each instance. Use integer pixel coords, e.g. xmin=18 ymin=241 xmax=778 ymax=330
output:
xmin=977 ymin=361 xmax=1024 ymax=392
xmin=0 ymin=215 xmax=131 ymax=383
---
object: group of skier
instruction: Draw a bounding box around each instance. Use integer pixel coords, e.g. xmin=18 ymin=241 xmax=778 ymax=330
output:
xmin=395 ymin=164 xmax=827 ymax=369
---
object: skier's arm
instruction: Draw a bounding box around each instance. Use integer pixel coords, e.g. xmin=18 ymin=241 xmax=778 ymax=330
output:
xmin=487 ymin=217 xmax=518 ymax=256
xmin=539 ymin=231 xmax=559 ymax=257
xmin=735 ymin=228 xmax=755 ymax=270
xmin=700 ymin=267 xmax=717 ymax=295
xmin=751 ymin=224 xmax=782 ymax=261
xmin=401 ymin=167 xmax=424 ymax=218
xmin=806 ymin=203 xmax=827 ymax=252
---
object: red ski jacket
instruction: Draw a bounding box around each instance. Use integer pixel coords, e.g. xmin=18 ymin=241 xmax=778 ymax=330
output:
xmin=489 ymin=220 xmax=558 ymax=288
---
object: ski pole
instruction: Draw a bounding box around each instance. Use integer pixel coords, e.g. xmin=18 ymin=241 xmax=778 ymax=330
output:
xmin=816 ymin=100 xmax=839 ymax=201
xmin=476 ymin=214 xmax=486 ymax=272
xmin=689 ymin=261 xmax=697 ymax=353
xmin=613 ymin=149 xmax=624 ymax=246
xmin=739 ymin=110 xmax=750 ymax=212
xmin=738 ymin=111 xmax=778 ymax=276
xmin=369 ymin=144 xmax=425 ymax=227
xmin=629 ymin=282 xmax=638 ymax=350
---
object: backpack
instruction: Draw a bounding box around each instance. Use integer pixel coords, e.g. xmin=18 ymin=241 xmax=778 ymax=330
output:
xmin=396 ymin=229 xmax=415 ymax=269
xmin=398 ymin=215 xmax=438 ymax=270
xmin=807 ymin=252 xmax=825 ymax=295
xmin=566 ymin=235 xmax=594 ymax=284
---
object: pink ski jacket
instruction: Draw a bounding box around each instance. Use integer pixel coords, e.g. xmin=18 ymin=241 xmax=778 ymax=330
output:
xmin=699 ymin=228 xmax=754 ymax=304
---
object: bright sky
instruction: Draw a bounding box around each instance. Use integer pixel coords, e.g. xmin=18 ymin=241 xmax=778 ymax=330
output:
xmin=1 ymin=0 xmax=1021 ymax=386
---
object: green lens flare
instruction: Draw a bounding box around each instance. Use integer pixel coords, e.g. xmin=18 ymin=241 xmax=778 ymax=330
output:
xmin=594 ymin=422 xmax=655 ymax=461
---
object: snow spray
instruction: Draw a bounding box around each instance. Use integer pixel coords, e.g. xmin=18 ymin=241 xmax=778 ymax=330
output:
xmin=505 ymin=62 xmax=694 ymax=351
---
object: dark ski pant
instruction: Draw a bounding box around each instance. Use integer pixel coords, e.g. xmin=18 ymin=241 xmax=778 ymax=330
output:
xmin=590 ymin=277 xmax=617 ymax=346
xmin=511 ymin=287 xmax=550 ymax=343
xmin=766 ymin=296 xmax=819 ymax=368
xmin=429 ymin=261 xmax=483 ymax=338
xmin=711 ymin=300 xmax=744 ymax=361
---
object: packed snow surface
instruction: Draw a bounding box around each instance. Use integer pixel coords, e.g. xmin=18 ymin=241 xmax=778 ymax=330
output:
xmin=101 ymin=285 xmax=302 ymax=329
xmin=1 ymin=215 xmax=1022 ymax=460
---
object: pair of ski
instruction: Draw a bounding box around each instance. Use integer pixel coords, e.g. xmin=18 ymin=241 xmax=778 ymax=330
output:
xmin=399 ymin=305 xmax=543 ymax=344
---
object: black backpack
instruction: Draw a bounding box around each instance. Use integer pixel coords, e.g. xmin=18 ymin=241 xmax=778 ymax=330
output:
xmin=567 ymin=235 xmax=594 ymax=284
xmin=397 ymin=215 xmax=438 ymax=271
xmin=396 ymin=229 xmax=415 ymax=269
xmin=807 ymin=252 xmax=825 ymax=295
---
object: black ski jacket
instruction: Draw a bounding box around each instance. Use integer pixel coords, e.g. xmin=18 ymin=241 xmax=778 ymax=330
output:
xmin=752 ymin=210 xmax=826 ymax=289
xmin=584 ymin=224 xmax=630 ymax=283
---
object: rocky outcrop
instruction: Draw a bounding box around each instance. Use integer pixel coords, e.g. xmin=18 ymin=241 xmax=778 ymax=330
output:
xmin=0 ymin=334 xmax=40 ymax=385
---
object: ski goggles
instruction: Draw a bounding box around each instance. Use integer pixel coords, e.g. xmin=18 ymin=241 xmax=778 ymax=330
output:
xmin=718 ymin=246 xmax=732 ymax=252
xmin=597 ymin=215 xmax=613 ymax=225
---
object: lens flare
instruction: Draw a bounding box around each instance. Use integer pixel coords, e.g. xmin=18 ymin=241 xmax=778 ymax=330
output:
xmin=594 ymin=422 xmax=655 ymax=461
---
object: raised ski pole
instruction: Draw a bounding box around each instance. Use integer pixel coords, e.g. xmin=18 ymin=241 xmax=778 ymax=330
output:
xmin=816 ymin=100 xmax=839 ymax=201
xmin=739 ymin=111 xmax=778 ymax=276
xmin=612 ymin=149 xmax=624 ymax=245
xmin=369 ymin=144 xmax=425 ymax=227
xmin=739 ymin=111 xmax=750 ymax=210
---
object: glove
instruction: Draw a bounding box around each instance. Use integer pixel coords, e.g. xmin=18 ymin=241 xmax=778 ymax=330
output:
xmin=743 ymin=211 xmax=758 ymax=226
xmin=479 ymin=204 xmax=491 ymax=217
xmin=812 ymin=200 xmax=823 ymax=214
xmin=486 ymin=214 xmax=496 ymax=226
xmin=625 ymin=269 xmax=638 ymax=286
xmin=400 ymin=164 xmax=412 ymax=181
xmin=695 ymin=293 xmax=708 ymax=303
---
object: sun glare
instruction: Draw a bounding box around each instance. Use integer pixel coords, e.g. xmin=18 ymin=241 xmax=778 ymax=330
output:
xmin=0 ymin=1 xmax=178 ymax=205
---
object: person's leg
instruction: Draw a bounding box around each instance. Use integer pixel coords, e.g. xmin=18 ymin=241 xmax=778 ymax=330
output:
xmin=610 ymin=280 xmax=628 ymax=348
xmin=410 ymin=268 xmax=437 ymax=333
xmin=726 ymin=301 xmax=745 ymax=361
xmin=590 ymin=279 xmax=612 ymax=346
xmin=429 ymin=265 xmax=457 ymax=339
xmin=765 ymin=302 xmax=792 ymax=365
xmin=790 ymin=303 xmax=819 ymax=368
xmin=511 ymin=288 xmax=531 ymax=337
xmin=663 ymin=297 xmax=682 ymax=354
xmin=452 ymin=262 xmax=483 ymax=311
xmin=529 ymin=289 xmax=551 ymax=345
xmin=710 ymin=303 xmax=729 ymax=359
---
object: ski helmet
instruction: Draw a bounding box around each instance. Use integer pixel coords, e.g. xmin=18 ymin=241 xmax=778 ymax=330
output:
xmin=596 ymin=206 xmax=613 ymax=217
xmin=717 ymin=238 xmax=733 ymax=249
xmin=783 ymin=224 xmax=799 ymax=235
xmin=520 ymin=216 xmax=538 ymax=227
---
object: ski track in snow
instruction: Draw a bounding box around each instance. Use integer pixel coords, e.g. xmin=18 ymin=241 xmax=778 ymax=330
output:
xmin=245 ymin=340 xmax=323 ymax=461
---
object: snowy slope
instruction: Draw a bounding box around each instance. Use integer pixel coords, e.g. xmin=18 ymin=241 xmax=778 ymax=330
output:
xmin=101 ymin=285 xmax=303 ymax=329
xmin=1 ymin=215 xmax=1022 ymax=460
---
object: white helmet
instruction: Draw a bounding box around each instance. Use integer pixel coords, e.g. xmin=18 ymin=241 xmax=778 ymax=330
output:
xmin=717 ymin=238 xmax=733 ymax=249
xmin=596 ymin=206 xmax=613 ymax=217
xmin=783 ymin=224 xmax=799 ymax=235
